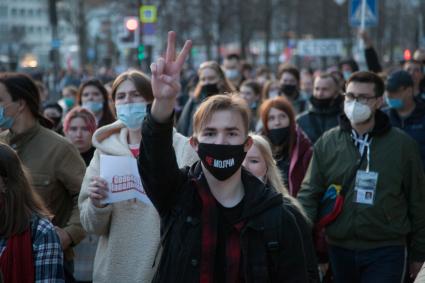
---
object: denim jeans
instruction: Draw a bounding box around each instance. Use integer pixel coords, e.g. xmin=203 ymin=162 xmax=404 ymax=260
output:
xmin=328 ymin=245 xmax=407 ymax=283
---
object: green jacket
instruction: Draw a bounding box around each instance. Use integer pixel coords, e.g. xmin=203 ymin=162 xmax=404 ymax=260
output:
xmin=297 ymin=111 xmax=425 ymax=261
xmin=0 ymin=123 xmax=86 ymax=258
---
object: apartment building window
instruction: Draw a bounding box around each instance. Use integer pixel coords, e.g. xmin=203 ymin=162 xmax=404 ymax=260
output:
xmin=0 ymin=6 xmax=7 ymax=17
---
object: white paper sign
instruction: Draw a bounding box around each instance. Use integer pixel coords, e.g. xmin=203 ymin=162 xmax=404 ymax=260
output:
xmin=297 ymin=39 xmax=343 ymax=57
xmin=99 ymin=154 xmax=152 ymax=205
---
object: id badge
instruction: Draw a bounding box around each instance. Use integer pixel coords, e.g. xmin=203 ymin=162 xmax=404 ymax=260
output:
xmin=353 ymin=170 xmax=378 ymax=205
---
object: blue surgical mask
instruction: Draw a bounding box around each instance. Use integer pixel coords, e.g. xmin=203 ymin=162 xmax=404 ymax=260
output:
xmin=82 ymin=101 xmax=103 ymax=113
xmin=0 ymin=105 xmax=15 ymax=129
xmin=116 ymin=102 xmax=147 ymax=129
xmin=385 ymin=97 xmax=404 ymax=109
xmin=63 ymin=97 xmax=75 ymax=108
xmin=343 ymin=71 xmax=352 ymax=81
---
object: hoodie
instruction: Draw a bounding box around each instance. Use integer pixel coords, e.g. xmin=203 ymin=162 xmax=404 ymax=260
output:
xmin=139 ymin=113 xmax=319 ymax=282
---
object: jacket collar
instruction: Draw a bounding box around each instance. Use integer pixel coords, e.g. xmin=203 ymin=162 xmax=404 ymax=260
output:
xmin=7 ymin=122 xmax=41 ymax=151
xmin=188 ymin=161 xmax=283 ymax=221
xmin=340 ymin=109 xmax=391 ymax=137
xmin=309 ymin=95 xmax=343 ymax=114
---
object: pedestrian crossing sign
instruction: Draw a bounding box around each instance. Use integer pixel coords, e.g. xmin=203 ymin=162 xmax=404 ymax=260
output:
xmin=349 ymin=0 xmax=378 ymax=27
xmin=140 ymin=5 xmax=157 ymax=23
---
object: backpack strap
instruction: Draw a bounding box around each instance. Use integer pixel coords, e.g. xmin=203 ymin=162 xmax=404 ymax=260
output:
xmin=262 ymin=205 xmax=282 ymax=277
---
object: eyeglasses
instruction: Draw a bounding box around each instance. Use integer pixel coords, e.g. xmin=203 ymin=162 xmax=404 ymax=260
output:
xmin=344 ymin=92 xmax=378 ymax=104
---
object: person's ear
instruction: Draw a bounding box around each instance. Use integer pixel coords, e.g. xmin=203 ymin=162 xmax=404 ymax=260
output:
xmin=406 ymin=86 xmax=414 ymax=98
xmin=17 ymin=99 xmax=27 ymax=113
xmin=189 ymin=136 xmax=199 ymax=151
xmin=244 ymin=136 xmax=253 ymax=152
xmin=375 ymin=95 xmax=384 ymax=110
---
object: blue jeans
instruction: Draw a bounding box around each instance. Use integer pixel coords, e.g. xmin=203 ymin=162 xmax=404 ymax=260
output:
xmin=328 ymin=245 xmax=406 ymax=283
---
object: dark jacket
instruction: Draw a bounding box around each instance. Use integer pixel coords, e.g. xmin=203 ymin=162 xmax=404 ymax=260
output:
xmin=384 ymin=101 xmax=425 ymax=170
xmin=139 ymin=113 xmax=319 ymax=283
xmin=297 ymin=111 xmax=425 ymax=261
xmin=177 ymin=97 xmax=200 ymax=136
xmin=276 ymin=128 xmax=312 ymax=197
xmin=296 ymin=96 xmax=343 ymax=144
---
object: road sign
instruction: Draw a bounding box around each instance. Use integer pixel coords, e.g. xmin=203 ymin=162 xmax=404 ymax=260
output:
xmin=51 ymin=39 xmax=62 ymax=48
xmin=142 ymin=23 xmax=156 ymax=36
xmin=143 ymin=35 xmax=156 ymax=46
xmin=297 ymin=39 xmax=344 ymax=57
xmin=140 ymin=5 xmax=157 ymax=23
xmin=349 ymin=0 xmax=378 ymax=27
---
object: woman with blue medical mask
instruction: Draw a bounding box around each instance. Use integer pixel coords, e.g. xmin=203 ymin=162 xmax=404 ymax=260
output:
xmin=78 ymin=70 xmax=197 ymax=283
xmin=76 ymin=79 xmax=115 ymax=128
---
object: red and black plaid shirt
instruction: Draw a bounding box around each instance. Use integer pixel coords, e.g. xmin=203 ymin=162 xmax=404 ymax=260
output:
xmin=193 ymin=177 xmax=245 ymax=283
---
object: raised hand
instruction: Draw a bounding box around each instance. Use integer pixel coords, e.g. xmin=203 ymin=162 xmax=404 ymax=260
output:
xmin=151 ymin=31 xmax=192 ymax=101
xmin=150 ymin=31 xmax=192 ymax=122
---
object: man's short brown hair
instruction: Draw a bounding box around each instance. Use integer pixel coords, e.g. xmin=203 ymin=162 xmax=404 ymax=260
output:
xmin=192 ymin=94 xmax=251 ymax=137
xmin=277 ymin=64 xmax=300 ymax=82
xmin=346 ymin=71 xmax=385 ymax=97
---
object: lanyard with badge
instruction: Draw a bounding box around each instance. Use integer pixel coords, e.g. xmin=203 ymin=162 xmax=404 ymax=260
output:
xmin=353 ymin=137 xmax=379 ymax=205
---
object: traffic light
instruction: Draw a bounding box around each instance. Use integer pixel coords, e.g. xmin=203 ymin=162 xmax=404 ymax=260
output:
xmin=138 ymin=44 xmax=145 ymax=60
xmin=121 ymin=17 xmax=139 ymax=48
xmin=404 ymin=49 xmax=412 ymax=61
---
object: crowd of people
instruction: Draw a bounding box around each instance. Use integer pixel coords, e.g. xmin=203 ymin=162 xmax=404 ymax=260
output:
xmin=0 ymin=30 xmax=425 ymax=283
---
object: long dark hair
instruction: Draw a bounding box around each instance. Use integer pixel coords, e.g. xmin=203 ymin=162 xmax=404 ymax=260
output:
xmin=0 ymin=73 xmax=53 ymax=129
xmin=76 ymin=79 xmax=115 ymax=128
xmin=0 ymin=143 xmax=50 ymax=237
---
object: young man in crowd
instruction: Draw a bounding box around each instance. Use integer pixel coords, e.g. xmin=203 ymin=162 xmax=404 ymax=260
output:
xmin=297 ymin=73 xmax=343 ymax=144
xmin=138 ymin=31 xmax=319 ymax=282
xmin=384 ymin=70 xmax=425 ymax=170
xmin=298 ymin=71 xmax=425 ymax=283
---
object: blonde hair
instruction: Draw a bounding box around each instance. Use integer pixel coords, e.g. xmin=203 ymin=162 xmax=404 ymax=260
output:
xmin=192 ymin=94 xmax=251 ymax=137
xmin=250 ymin=134 xmax=307 ymax=218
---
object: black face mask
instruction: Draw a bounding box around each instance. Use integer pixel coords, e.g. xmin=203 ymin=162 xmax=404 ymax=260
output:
xmin=310 ymin=96 xmax=335 ymax=109
xmin=197 ymin=141 xmax=247 ymax=181
xmin=200 ymin=83 xmax=220 ymax=98
xmin=280 ymin=84 xmax=298 ymax=97
xmin=267 ymin=127 xmax=290 ymax=146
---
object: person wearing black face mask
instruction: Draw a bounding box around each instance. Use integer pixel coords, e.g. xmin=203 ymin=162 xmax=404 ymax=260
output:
xmin=297 ymin=74 xmax=343 ymax=144
xmin=43 ymin=102 xmax=64 ymax=135
xmin=260 ymin=96 xmax=312 ymax=197
xmin=277 ymin=64 xmax=308 ymax=114
xmin=139 ymin=32 xmax=319 ymax=283
xmin=177 ymin=61 xmax=235 ymax=136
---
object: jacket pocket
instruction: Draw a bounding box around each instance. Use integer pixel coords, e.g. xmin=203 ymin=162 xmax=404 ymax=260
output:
xmin=31 ymin=173 xmax=52 ymax=197
xmin=383 ymin=198 xmax=409 ymax=234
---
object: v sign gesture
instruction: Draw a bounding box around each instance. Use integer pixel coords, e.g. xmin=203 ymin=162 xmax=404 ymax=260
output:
xmin=151 ymin=31 xmax=192 ymax=122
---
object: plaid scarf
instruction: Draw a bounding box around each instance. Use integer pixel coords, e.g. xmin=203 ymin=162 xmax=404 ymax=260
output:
xmin=193 ymin=177 xmax=245 ymax=283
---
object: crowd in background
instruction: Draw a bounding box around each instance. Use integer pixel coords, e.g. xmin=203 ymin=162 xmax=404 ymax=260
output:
xmin=0 ymin=29 xmax=425 ymax=283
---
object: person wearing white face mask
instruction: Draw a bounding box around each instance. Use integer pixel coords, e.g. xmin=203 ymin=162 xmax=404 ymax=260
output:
xmin=298 ymin=71 xmax=425 ymax=283
xmin=78 ymin=70 xmax=197 ymax=283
